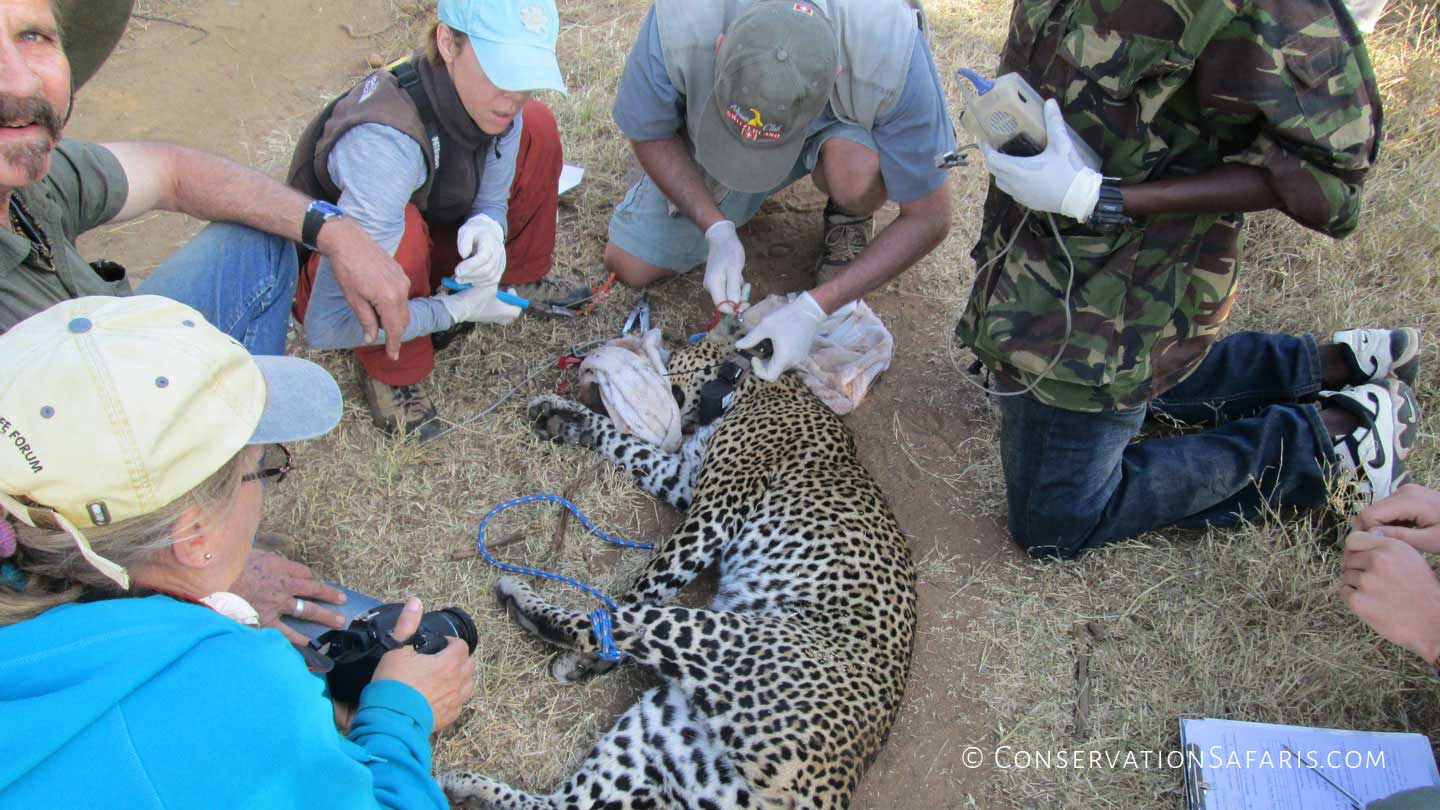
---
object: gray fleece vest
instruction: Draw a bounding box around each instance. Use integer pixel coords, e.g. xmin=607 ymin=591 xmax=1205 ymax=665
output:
xmin=286 ymin=53 xmax=495 ymax=225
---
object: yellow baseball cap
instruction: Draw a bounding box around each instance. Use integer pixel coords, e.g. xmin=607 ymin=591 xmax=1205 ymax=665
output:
xmin=0 ymin=296 xmax=342 ymax=588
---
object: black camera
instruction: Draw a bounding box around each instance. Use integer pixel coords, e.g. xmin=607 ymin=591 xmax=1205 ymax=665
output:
xmin=309 ymin=603 xmax=478 ymax=705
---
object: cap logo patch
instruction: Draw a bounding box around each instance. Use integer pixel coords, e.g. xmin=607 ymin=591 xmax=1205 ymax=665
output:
xmin=725 ymin=104 xmax=783 ymax=142
xmin=793 ymin=3 xmax=815 ymax=14
xmin=520 ymin=5 xmax=548 ymax=34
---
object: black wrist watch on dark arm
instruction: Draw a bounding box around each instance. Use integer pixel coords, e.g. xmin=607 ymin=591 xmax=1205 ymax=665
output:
xmin=301 ymin=200 xmax=345 ymax=252
xmin=1088 ymin=184 xmax=1133 ymax=231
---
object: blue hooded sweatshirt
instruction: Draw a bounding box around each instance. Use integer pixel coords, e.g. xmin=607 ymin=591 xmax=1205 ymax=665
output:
xmin=0 ymin=595 xmax=447 ymax=809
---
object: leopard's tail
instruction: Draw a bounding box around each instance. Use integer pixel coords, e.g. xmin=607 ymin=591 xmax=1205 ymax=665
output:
xmin=440 ymin=771 xmax=555 ymax=810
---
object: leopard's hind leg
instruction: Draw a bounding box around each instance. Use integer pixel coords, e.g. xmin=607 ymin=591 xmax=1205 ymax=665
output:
xmin=441 ymin=701 xmax=660 ymax=810
xmin=493 ymin=579 xmax=824 ymax=805
xmin=497 ymin=575 xmax=798 ymax=683
xmin=444 ymin=686 xmax=751 ymax=810
xmin=501 ymin=489 xmax=745 ymax=683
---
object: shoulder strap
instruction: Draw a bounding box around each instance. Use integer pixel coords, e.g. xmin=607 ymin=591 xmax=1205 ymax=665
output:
xmin=390 ymin=59 xmax=441 ymax=170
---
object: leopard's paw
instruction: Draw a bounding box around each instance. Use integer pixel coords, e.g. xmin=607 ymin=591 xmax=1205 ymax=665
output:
xmin=526 ymin=394 xmax=595 ymax=447
xmin=550 ymin=649 xmax=620 ymax=683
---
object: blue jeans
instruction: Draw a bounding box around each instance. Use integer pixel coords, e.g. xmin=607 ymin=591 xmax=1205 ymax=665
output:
xmin=136 ymin=222 xmax=298 ymax=355
xmin=996 ymin=332 xmax=1338 ymax=559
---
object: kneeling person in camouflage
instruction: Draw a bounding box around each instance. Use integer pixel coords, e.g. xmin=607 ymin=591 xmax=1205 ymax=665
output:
xmin=957 ymin=0 xmax=1415 ymax=559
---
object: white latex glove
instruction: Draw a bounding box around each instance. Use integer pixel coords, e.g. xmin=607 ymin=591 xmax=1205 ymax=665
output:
xmin=982 ymin=99 xmax=1103 ymax=222
xmin=454 ymin=213 xmax=506 ymax=288
xmin=735 ymin=292 xmax=826 ymax=382
xmin=703 ymin=220 xmax=746 ymax=310
xmin=439 ymin=284 xmax=522 ymax=325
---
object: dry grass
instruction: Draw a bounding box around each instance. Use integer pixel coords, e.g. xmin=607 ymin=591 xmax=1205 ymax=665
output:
xmin=166 ymin=0 xmax=1440 ymax=803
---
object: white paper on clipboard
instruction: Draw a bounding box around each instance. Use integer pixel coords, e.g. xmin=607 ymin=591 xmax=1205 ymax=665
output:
xmin=1180 ymin=718 xmax=1440 ymax=809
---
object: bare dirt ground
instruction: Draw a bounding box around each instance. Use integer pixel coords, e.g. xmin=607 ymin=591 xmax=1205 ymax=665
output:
xmin=68 ymin=1 xmax=1014 ymax=807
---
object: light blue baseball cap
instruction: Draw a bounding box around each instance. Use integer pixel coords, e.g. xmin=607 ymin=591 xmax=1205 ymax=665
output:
xmin=437 ymin=0 xmax=567 ymax=95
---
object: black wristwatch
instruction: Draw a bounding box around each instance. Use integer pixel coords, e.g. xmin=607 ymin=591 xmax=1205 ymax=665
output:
xmin=301 ymin=200 xmax=344 ymax=251
xmin=1088 ymin=184 xmax=1133 ymax=231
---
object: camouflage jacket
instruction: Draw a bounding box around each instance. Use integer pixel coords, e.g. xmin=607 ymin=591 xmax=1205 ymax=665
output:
xmin=956 ymin=0 xmax=1381 ymax=412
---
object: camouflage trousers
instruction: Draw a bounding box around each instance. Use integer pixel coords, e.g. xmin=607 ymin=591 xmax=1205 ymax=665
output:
xmin=995 ymin=331 xmax=1336 ymax=559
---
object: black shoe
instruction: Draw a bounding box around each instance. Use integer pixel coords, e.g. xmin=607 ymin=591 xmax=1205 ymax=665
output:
xmin=1331 ymin=327 xmax=1421 ymax=387
xmin=431 ymin=321 xmax=475 ymax=353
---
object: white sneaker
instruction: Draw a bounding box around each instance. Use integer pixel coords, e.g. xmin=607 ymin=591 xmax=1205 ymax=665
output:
xmin=1332 ymin=327 xmax=1421 ymax=386
xmin=1323 ymin=379 xmax=1420 ymax=500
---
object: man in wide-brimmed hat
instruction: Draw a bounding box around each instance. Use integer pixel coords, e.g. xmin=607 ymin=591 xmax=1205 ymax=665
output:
xmin=0 ymin=0 xmax=410 ymax=356
xmin=0 ymin=0 xmax=409 ymax=639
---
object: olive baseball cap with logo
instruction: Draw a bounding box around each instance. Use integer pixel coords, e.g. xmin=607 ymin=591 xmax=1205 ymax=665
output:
xmin=438 ymin=0 xmax=567 ymax=94
xmin=695 ymin=1 xmax=839 ymax=194
xmin=0 ymin=296 xmax=341 ymax=589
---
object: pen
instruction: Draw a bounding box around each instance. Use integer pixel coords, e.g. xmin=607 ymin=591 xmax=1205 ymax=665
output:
xmin=1283 ymin=745 xmax=1364 ymax=809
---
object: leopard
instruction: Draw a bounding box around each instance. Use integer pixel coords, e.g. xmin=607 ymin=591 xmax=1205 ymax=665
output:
xmin=442 ymin=336 xmax=918 ymax=810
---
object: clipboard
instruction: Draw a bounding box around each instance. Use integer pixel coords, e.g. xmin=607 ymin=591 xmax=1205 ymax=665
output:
xmin=1180 ymin=718 xmax=1440 ymax=810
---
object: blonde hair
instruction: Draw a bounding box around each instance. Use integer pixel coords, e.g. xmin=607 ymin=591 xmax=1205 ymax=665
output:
xmin=425 ymin=21 xmax=470 ymax=65
xmin=0 ymin=451 xmax=249 ymax=626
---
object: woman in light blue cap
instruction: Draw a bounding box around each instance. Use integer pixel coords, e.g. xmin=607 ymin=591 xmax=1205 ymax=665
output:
xmin=0 ymin=296 xmax=473 ymax=809
xmin=288 ymin=0 xmax=584 ymax=442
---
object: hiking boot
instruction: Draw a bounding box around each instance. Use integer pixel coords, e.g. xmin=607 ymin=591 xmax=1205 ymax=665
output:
xmin=1323 ymin=379 xmax=1420 ymax=501
xmin=1332 ymin=327 xmax=1421 ymax=387
xmin=505 ymin=274 xmax=594 ymax=310
xmin=356 ymin=363 xmax=445 ymax=442
xmin=814 ymin=199 xmax=873 ymax=285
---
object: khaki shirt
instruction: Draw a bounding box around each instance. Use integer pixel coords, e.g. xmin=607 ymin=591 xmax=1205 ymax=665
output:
xmin=0 ymin=139 xmax=130 ymax=334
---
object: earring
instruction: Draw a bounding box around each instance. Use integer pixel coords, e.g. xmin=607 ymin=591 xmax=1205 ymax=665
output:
xmin=204 ymin=553 xmax=213 ymax=561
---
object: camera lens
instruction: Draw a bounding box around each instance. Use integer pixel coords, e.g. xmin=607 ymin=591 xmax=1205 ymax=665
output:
xmin=432 ymin=607 xmax=479 ymax=654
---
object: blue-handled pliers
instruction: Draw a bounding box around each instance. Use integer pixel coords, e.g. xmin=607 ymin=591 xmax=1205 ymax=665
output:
xmin=622 ymin=293 xmax=651 ymax=336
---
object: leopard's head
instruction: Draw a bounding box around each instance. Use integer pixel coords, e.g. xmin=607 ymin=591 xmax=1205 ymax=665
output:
xmin=665 ymin=337 xmax=731 ymax=429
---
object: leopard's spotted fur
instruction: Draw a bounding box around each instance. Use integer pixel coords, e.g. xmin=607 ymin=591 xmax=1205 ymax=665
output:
xmin=443 ymin=339 xmax=917 ymax=809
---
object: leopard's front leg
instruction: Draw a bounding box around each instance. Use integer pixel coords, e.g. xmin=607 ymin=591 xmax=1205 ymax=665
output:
xmin=527 ymin=394 xmax=716 ymax=509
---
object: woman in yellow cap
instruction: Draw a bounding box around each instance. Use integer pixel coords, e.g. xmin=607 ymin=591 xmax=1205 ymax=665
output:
xmin=0 ymin=296 xmax=473 ymax=808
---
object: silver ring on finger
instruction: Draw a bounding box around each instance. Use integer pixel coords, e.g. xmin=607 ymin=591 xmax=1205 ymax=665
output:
xmin=294 ymin=597 xmax=305 ymax=617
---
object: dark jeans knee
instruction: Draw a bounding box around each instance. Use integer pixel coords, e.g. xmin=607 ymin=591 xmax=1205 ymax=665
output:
xmin=997 ymin=393 xmax=1141 ymax=561
xmin=1006 ymin=497 xmax=1090 ymax=561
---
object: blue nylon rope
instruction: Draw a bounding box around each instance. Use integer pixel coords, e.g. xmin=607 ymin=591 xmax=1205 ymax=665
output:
xmin=475 ymin=494 xmax=654 ymax=662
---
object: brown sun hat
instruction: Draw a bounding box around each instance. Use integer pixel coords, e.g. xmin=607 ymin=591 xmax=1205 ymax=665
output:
xmin=57 ymin=0 xmax=134 ymax=89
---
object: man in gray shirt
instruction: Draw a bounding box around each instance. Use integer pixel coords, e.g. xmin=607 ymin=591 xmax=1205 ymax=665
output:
xmin=606 ymin=0 xmax=956 ymax=380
